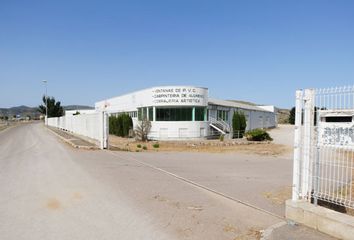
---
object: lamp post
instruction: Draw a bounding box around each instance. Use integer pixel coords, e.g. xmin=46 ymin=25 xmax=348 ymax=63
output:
xmin=42 ymin=80 xmax=48 ymax=125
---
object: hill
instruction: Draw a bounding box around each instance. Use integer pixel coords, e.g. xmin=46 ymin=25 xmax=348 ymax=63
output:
xmin=0 ymin=105 xmax=94 ymax=118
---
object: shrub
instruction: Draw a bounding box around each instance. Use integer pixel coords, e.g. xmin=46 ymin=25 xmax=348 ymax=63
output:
xmin=245 ymin=129 xmax=273 ymax=141
xmin=152 ymin=143 xmax=160 ymax=148
xmin=142 ymin=145 xmax=147 ymax=150
xmin=137 ymin=144 xmax=142 ymax=148
xmin=109 ymin=114 xmax=133 ymax=137
xmin=219 ymin=134 xmax=224 ymax=142
xmin=289 ymin=107 xmax=295 ymax=125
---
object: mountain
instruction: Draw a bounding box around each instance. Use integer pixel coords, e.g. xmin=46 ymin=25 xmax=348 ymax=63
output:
xmin=0 ymin=105 xmax=94 ymax=118
xmin=0 ymin=106 xmax=38 ymax=118
xmin=277 ymin=108 xmax=291 ymax=124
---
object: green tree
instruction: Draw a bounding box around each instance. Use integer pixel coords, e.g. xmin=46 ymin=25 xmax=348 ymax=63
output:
xmin=289 ymin=107 xmax=295 ymax=125
xmin=109 ymin=114 xmax=133 ymax=137
xmin=232 ymin=111 xmax=247 ymax=138
xmin=121 ymin=114 xmax=133 ymax=137
xmin=38 ymin=96 xmax=64 ymax=117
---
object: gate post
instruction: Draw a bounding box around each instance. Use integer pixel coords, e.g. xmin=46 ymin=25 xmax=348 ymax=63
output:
xmin=301 ymin=89 xmax=315 ymax=199
xmin=99 ymin=111 xmax=109 ymax=149
xmin=103 ymin=112 xmax=109 ymax=149
xmin=292 ymin=90 xmax=303 ymax=201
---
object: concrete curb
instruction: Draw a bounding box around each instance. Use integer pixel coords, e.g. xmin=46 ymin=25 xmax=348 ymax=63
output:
xmin=46 ymin=126 xmax=98 ymax=150
xmin=260 ymin=221 xmax=287 ymax=240
xmin=286 ymin=199 xmax=354 ymax=240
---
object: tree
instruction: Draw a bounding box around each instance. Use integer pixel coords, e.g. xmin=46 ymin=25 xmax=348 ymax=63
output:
xmin=289 ymin=107 xmax=295 ymax=125
xmin=109 ymin=114 xmax=133 ymax=137
xmin=38 ymin=95 xmax=64 ymax=118
xmin=121 ymin=114 xmax=133 ymax=137
xmin=135 ymin=119 xmax=151 ymax=141
xmin=232 ymin=111 xmax=247 ymax=138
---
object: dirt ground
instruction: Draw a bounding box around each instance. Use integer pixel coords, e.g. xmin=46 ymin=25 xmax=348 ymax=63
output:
xmin=109 ymin=135 xmax=292 ymax=156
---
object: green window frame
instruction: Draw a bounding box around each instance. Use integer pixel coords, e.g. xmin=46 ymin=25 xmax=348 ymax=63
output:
xmin=195 ymin=107 xmax=206 ymax=121
xmin=156 ymin=108 xmax=193 ymax=121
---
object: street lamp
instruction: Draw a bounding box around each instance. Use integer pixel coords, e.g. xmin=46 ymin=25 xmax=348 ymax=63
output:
xmin=42 ymin=80 xmax=48 ymax=125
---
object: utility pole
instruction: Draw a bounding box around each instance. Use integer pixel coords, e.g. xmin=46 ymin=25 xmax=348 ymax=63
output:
xmin=42 ymin=80 xmax=48 ymax=125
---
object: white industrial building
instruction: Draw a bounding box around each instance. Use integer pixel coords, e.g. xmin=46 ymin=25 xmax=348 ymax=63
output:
xmin=95 ymin=86 xmax=277 ymax=140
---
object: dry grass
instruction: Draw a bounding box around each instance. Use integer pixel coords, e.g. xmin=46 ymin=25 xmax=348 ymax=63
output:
xmin=263 ymin=186 xmax=292 ymax=205
xmin=109 ymin=135 xmax=292 ymax=156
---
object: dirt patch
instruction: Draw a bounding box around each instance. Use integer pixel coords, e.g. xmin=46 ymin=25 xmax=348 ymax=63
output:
xmin=109 ymin=135 xmax=291 ymax=156
xmin=233 ymin=228 xmax=261 ymax=240
xmin=263 ymin=186 xmax=292 ymax=205
xmin=46 ymin=198 xmax=61 ymax=210
xmin=223 ymin=223 xmax=238 ymax=234
xmin=72 ymin=192 xmax=83 ymax=200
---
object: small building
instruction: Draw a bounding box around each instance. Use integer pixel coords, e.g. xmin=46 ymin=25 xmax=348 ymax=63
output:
xmin=95 ymin=86 xmax=277 ymax=140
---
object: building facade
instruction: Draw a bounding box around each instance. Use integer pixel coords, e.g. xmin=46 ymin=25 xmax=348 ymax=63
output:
xmin=95 ymin=86 xmax=277 ymax=140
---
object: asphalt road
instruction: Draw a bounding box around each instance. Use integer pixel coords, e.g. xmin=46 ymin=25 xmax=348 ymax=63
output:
xmin=0 ymin=123 xmax=285 ymax=240
xmin=0 ymin=123 xmax=335 ymax=240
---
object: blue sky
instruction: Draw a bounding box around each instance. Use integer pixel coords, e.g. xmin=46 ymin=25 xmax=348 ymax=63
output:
xmin=1 ymin=0 xmax=353 ymax=108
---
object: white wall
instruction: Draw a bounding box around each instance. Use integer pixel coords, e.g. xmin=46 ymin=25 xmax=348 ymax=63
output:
xmin=47 ymin=112 xmax=108 ymax=148
xmin=215 ymin=108 xmax=277 ymax=131
xmin=147 ymin=121 xmax=210 ymax=140
xmin=95 ymin=86 xmax=209 ymax=113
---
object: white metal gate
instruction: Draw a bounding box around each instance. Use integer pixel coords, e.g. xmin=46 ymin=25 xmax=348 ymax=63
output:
xmin=292 ymin=86 xmax=354 ymax=210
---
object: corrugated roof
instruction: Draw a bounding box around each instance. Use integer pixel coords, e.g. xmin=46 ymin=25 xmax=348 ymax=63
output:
xmin=208 ymin=98 xmax=272 ymax=112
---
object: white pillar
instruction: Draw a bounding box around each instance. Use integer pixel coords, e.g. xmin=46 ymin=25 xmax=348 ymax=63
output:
xmin=292 ymin=90 xmax=303 ymax=201
xmin=301 ymin=89 xmax=315 ymax=199
xmin=100 ymin=111 xmax=109 ymax=149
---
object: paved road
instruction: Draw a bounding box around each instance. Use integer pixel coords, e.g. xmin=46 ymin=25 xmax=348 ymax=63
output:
xmin=0 ymin=123 xmax=285 ymax=240
xmin=0 ymin=123 xmax=336 ymax=240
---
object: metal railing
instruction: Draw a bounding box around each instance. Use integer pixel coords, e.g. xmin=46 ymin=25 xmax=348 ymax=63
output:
xmin=209 ymin=117 xmax=231 ymax=133
xmin=292 ymin=85 xmax=354 ymax=211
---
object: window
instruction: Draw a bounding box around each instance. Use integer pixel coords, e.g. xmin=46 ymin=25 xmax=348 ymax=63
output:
xmin=156 ymin=108 xmax=193 ymax=121
xmin=148 ymin=107 xmax=153 ymax=121
xmin=138 ymin=108 xmax=147 ymax=121
xmin=217 ymin=110 xmax=229 ymax=122
xmin=138 ymin=108 xmax=142 ymax=120
xmin=195 ymin=107 xmax=206 ymax=121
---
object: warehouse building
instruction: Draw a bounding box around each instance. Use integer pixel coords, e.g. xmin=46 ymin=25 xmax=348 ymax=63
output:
xmin=95 ymin=86 xmax=277 ymax=140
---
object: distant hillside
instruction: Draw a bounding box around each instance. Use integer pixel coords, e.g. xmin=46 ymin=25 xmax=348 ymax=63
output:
xmin=0 ymin=106 xmax=38 ymax=118
xmin=0 ymin=105 xmax=93 ymax=118
xmin=277 ymin=108 xmax=291 ymax=124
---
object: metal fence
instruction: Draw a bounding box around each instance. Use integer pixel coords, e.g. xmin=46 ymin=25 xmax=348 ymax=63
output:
xmin=292 ymin=86 xmax=354 ymax=211
xmin=47 ymin=112 xmax=109 ymax=149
